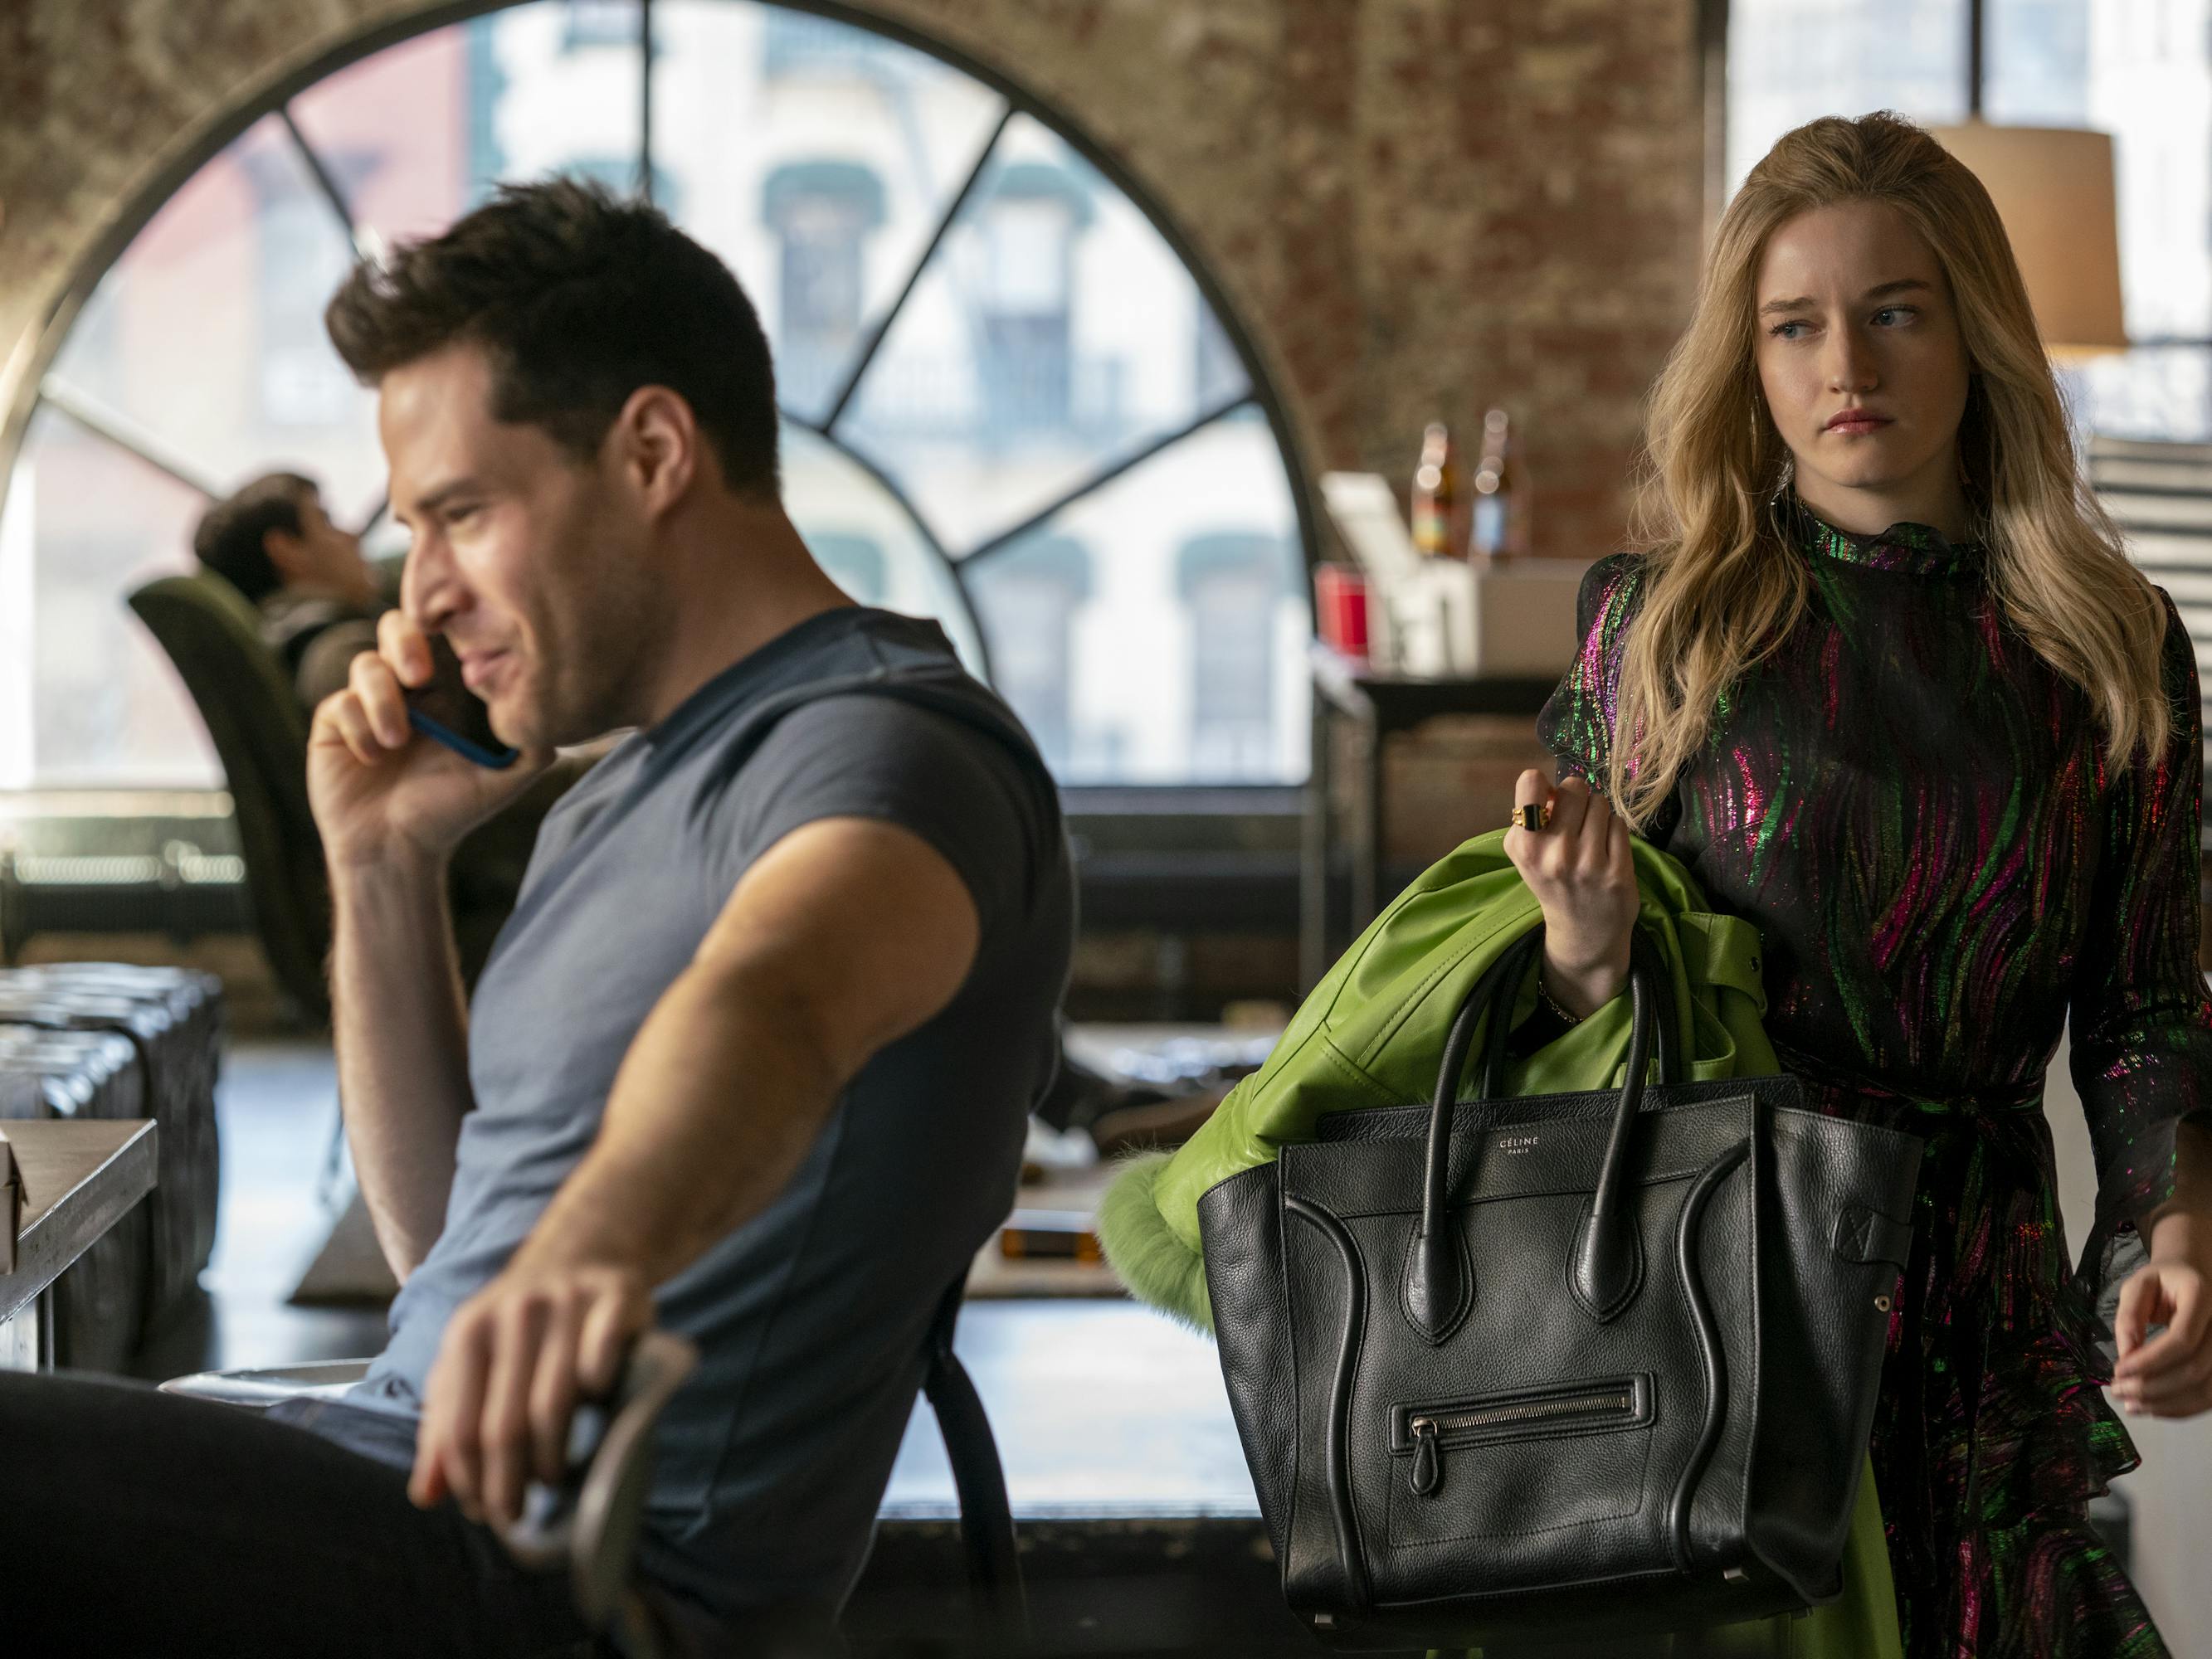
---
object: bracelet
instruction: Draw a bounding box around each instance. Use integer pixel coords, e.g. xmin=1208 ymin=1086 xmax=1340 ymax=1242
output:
xmin=1536 ymin=974 xmax=1585 ymax=1026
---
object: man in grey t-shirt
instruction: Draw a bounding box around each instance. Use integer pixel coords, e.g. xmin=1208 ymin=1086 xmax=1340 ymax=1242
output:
xmin=293 ymin=605 xmax=1070 ymax=1622
xmin=0 ymin=181 xmax=1071 ymax=1657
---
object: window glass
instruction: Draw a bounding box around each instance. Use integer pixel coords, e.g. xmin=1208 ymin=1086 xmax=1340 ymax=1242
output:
xmin=970 ymin=534 xmax=1089 ymax=771
xmin=291 ymin=2 xmax=653 ymax=253
xmin=8 ymin=2 xmax=1306 ymax=789
xmin=840 ymin=113 xmax=1253 ymax=556
xmin=44 ymin=114 xmax=383 ymax=523
xmin=2086 ymin=2 xmax=2212 ymax=340
xmin=1984 ymin=0 xmax=2090 ymax=125
xmin=962 ymin=408 xmax=1301 ymax=783
xmin=1 ymin=406 xmax=219 ymax=786
xmin=765 ymin=160 xmax=884 ymax=413
xmin=650 ymin=0 xmax=1006 ymax=426
xmin=562 ymin=0 xmax=638 ymax=51
xmin=1725 ymin=1 xmax=1968 ymax=195
xmin=1182 ymin=533 xmax=1288 ymax=780
xmin=2079 ymin=347 xmax=2212 ymax=441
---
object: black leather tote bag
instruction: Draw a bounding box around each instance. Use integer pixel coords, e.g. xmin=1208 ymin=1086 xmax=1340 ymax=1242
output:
xmin=1196 ymin=928 xmax=1923 ymax=1650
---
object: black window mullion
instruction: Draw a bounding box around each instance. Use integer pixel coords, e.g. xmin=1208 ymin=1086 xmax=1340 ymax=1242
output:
xmin=821 ymin=104 xmax=1015 ymax=435
xmin=36 ymin=383 xmax=220 ymax=499
xmin=958 ymin=392 xmax=1255 ymax=569
xmin=638 ymin=0 xmax=655 ymax=204
xmin=277 ymin=105 xmax=372 ymax=260
xmin=1966 ymin=0 xmax=1985 ymax=119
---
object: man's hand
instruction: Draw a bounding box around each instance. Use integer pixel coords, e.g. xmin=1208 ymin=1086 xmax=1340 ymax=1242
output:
xmin=309 ymin=609 xmax=552 ymax=873
xmin=408 ymin=1262 xmax=653 ymax=1527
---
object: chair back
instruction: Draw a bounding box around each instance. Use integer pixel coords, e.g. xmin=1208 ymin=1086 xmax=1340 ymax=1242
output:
xmin=921 ymin=1277 xmax=1026 ymax=1628
xmin=129 ymin=573 xmax=331 ymax=1023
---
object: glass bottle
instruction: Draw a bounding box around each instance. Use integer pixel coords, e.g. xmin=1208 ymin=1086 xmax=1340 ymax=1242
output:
xmin=1410 ymin=422 xmax=1466 ymax=559
xmin=1469 ymin=407 xmax=1529 ymax=560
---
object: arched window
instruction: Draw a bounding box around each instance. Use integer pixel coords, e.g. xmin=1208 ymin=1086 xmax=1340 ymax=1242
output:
xmin=0 ymin=0 xmax=1314 ymax=792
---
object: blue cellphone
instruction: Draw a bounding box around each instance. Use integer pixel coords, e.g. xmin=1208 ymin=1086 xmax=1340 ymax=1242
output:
xmin=405 ymin=635 xmax=520 ymax=769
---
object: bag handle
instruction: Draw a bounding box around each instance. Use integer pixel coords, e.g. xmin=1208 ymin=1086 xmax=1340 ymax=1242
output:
xmin=1406 ymin=926 xmax=1677 ymax=1341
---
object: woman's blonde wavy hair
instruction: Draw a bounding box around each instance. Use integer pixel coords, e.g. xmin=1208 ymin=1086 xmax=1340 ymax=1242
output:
xmin=1605 ymin=110 xmax=2171 ymax=829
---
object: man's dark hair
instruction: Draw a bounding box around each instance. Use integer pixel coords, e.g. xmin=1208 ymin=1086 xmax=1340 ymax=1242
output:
xmin=192 ymin=471 xmax=316 ymax=604
xmin=326 ymin=178 xmax=780 ymax=495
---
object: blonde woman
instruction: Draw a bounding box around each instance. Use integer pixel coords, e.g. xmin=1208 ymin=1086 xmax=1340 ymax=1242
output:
xmin=1510 ymin=112 xmax=2211 ymax=1655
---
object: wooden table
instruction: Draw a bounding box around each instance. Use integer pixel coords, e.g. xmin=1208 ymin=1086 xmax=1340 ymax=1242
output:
xmin=1301 ymin=643 xmax=1556 ymax=988
xmin=0 ymin=1119 xmax=158 ymax=1370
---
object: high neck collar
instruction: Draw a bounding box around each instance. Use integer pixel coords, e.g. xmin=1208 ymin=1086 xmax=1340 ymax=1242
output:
xmin=1781 ymin=493 xmax=1984 ymax=577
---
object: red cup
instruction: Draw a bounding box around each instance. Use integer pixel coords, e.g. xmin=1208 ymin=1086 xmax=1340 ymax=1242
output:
xmin=1313 ymin=563 xmax=1371 ymax=660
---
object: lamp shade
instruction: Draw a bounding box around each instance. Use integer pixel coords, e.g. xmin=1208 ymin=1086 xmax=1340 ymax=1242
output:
xmin=1930 ymin=121 xmax=2127 ymax=354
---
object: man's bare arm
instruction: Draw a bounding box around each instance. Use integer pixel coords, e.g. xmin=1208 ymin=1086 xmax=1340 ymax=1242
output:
xmin=313 ymin=611 xmax=554 ymax=1286
xmin=329 ymin=851 xmax=476 ymax=1282
xmin=412 ymin=815 xmax=983 ymax=1522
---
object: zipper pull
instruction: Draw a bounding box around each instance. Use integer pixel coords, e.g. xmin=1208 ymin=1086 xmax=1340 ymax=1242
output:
xmin=1410 ymin=1418 xmax=1440 ymax=1496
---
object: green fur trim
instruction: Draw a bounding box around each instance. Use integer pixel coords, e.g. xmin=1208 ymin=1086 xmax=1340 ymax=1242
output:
xmin=1096 ymin=1151 xmax=1214 ymax=1332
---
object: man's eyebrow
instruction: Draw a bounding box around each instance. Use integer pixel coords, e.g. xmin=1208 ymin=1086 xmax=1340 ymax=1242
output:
xmin=394 ymin=478 xmax=483 ymax=525
xmin=1758 ymin=277 xmax=1934 ymax=317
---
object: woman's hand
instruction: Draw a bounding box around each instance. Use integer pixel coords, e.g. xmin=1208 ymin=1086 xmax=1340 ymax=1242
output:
xmin=2112 ymin=1195 xmax=2212 ymax=1418
xmin=1503 ymin=770 xmax=1638 ymax=1019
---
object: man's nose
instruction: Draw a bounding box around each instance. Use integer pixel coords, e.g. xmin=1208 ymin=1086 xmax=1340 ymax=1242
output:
xmin=401 ymin=540 xmax=461 ymax=634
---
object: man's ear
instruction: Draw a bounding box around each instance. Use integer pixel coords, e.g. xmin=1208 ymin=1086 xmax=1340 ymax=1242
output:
xmin=617 ymin=386 xmax=700 ymax=518
xmin=263 ymin=528 xmax=311 ymax=583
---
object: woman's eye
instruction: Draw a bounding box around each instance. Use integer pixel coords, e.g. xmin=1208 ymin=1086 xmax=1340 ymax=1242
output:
xmin=1770 ymin=320 xmax=1810 ymax=339
xmin=1873 ymin=307 xmax=1916 ymax=326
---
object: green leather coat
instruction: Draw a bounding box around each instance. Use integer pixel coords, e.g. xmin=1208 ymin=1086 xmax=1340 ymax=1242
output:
xmin=1098 ymin=827 xmax=1775 ymax=1333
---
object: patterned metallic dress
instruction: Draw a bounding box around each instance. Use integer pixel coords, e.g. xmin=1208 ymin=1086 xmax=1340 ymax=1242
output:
xmin=1535 ymin=496 xmax=2210 ymax=1658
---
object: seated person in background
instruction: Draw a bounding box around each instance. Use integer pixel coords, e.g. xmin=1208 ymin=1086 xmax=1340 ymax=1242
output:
xmin=1 ymin=178 xmax=1075 ymax=1656
xmin=191 ymin=469 xmax=395 ymax=708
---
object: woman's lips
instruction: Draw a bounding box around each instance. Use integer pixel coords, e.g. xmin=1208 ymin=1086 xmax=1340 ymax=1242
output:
xmin=1825 ymin=411 xmax=1892 ymax=436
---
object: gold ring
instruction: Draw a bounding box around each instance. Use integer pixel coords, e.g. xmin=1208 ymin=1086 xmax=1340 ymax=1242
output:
xmin=1509 ymin=802 xmax=1550 ymax=832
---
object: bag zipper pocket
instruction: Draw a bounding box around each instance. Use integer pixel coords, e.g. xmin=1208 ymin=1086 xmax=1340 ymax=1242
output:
xmin=1392 ymin=1374 xmax=1654 ymax=1497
